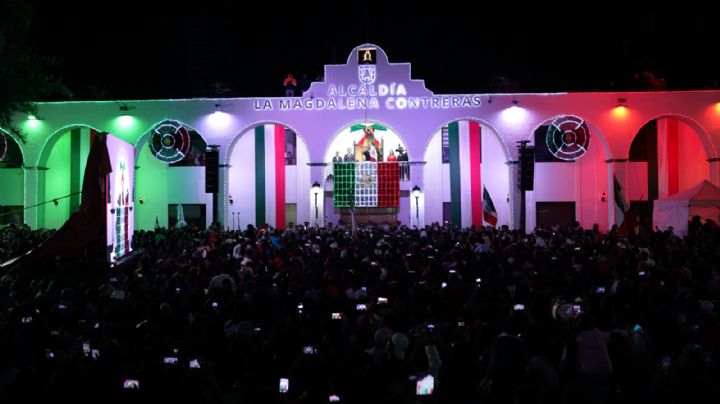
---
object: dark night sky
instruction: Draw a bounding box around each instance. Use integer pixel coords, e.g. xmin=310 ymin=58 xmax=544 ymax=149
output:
xmin=25 ymin=2 xmax=720 ymax=100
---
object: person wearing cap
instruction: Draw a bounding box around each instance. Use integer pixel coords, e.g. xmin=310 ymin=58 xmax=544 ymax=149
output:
xmin=396 ymin=145 xmax=409 ymax=180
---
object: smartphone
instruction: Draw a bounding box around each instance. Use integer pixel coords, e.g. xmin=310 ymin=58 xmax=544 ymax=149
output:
xmin=303 ymin=346 xmax=316 ymax=355
xmin=57 ymin=304 xmax=67 ymax=310
xmin=596 ymin=287 xmax=606 ymax=293
xmin=639 ymin=271 xmax=646 ymax=276
xmin=21 ymin=316 xmax=33 ymax=324
xmin=416 ymin=375 xmax=434 ymax=395
xmin=356 ymin=303 xmax=367 ymax=311
xmin=50 ymin=329 xmax=60 ymax=336
xmin=331 ymin=312 xmax=343 ymax=320
xmin=83 ymin=342 xmax=91 ymax=357
xmin=513 ymin=304 xmax=525 ymax=311
xmin=475 ymin=278 xmax=482 ymax=285
xmin=211 ymin=301 xmax=219 ymax=309
xmin=633 ymin=324 xmax=643 ymax=333
xmin=91 ymin=349 xmax=100 ymax=360
xmin=449 ymin=269 xmax=456 ymax=274
xmin=279 ymin=378 xmax=289 ymax=393
xmin=377 ymin=297 xmax=388 ymax=304
xmin=123 ymin=379 xmax=140 ymax=389
xmin=175 ymin=287 xmax=181 ymax=294
xmin=329 ymin=394 xmax=341 ymax=402
xmin=297 ymin=303 xmax=304 ymax=314
xmin=189 ymin=359 xmax=201 ymax=369
xmin=163 ymin=357 xmax=178 ymax=365
xmin=427 ymin=324 xmax=435 ymax=330
xmin=457 ymin=321 xmax=465 ymax=327
xmin=441 ymin=282 xmax=448 ymax=289
xmin=46 ymin=349 xmax=55 ymax=359
xmin=572 ymin=305 xmax=582 ymax=316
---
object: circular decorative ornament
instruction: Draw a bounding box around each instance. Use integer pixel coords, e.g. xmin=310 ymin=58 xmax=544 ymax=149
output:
xmin=148 ymin=122 xmax=191 ymax=163
xmin=546 ymin=116 xmax=590 ymax=161
xmin=0 ymin=132 xmax=7 ymax=162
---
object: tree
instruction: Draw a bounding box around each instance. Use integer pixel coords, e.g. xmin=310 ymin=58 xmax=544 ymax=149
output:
xmin=0 ymin=0 xmax=69 ymax=143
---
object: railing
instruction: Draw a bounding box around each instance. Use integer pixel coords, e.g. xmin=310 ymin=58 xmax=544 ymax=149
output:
xmin=325 ymin=161 xmax=411 ymax=182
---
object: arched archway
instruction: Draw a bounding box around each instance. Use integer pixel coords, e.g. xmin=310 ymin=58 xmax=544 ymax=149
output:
xmin=37 ymin=125 xmax=100 ymax=229
xmin=423 ymin=119 xmax=511 ymax=228
xmin=625 ymin=114 xmax=711 ymax=226
xmin=226 ymin=122 xmax=310 ymax=230
xmin=323 ymin=120 xmax=410 ymax=226
xmin=134 ymin=120 xmax=209 ymax=230
xmin=524 ymin=115 xmax=611 ymax=231
xmin=0 ymin=130 xmax=25 ymax=225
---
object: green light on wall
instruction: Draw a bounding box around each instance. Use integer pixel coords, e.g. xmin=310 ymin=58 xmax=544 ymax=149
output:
xmin=25 ymin=115 xmax=44 ymax=131
xmin=117 ymin=115 xmax=136 ymax=128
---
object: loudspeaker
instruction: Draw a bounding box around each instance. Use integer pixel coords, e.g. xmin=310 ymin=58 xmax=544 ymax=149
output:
xmin=205 ymin=150 xmax=219 ymax=193
xmin=519 ymin=147 xmax=535 ymax=191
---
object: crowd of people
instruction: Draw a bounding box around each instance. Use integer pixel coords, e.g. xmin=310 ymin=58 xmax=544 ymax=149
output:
xmin=0 ymin=220 xmax=719 ymax=403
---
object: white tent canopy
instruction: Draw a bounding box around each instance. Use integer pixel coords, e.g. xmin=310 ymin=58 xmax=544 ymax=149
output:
xmin=653 ymin=180 xmax=720 ymax=236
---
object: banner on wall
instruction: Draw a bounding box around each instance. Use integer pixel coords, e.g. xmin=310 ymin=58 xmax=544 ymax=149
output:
xmin=333 ymin=162 xmax=399 ymax=207
xmin=106 ymin=134 xmax=135 ymax=263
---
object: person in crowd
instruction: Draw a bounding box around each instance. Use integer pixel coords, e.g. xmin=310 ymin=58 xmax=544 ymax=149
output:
xmin=343 ymin=147 xmax=355 ymax=162
xmin=283 ymin=73 xmax=297 ymax=96
xmin=0 ymin=218 xmax=719 ymax=403
xmin=332 ymin=150 xmax=342 ymax=163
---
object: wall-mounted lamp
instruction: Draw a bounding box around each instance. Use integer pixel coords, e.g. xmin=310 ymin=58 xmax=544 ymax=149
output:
xmin=27 ymin=115 xmax=43 ymax=121
xmin=228 ymin=195 xmax=234 ymax=204
xmin=117 ymin=102 xmax=135 ymax=112
xmin=312 ymin=181 xmax=321 ymax=221
xmin=53 ymin=199 xmax=58 ymax=206
xmin=507 ymin=194 xmax=510 ymax=203
xmin=412 ymin=185 xmax=421 ymax=221
xmin=214 ymin=103 xmax=222 ymax=113
xmin=511 ymin=99 xmax=519 ymax=106
xmin=601 ymin=192 xmax=606 ymax=202
xmin=617 ymin=97 xmax=627 ymax=106
xmin=487 ymin=96 xmax=493 ymax=104
xmin=139 ymin=196 xmax=144 ymax=204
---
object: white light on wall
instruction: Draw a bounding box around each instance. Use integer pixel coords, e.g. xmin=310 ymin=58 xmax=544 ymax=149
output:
xmin=500 ymin=102 xmax=527 ymax=124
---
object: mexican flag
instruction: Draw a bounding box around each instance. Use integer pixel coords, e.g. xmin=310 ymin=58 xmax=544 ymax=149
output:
xmin=230 ymin=124 xmax=287 ymax=228
xmin=448 ymin=120 xmax=483 ymax=227
xmin=482 ymin=186 xmax=498 ymax=227
xmin=333 ymin=162 xmax=399 ymax=207
xmin=613 ymin=174 xmax=627 ymax=227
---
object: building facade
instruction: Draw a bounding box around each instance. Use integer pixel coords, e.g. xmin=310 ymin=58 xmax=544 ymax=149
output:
xmin=1 ymin=44 xmax=719 ymax=231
